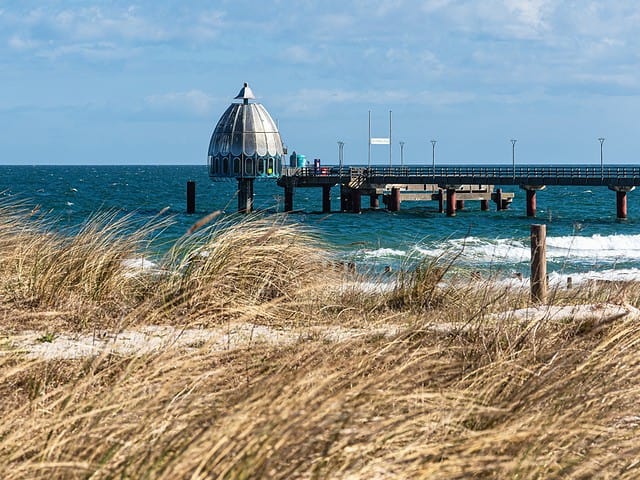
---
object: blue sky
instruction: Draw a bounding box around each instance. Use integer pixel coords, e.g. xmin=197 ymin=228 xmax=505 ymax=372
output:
xmin=1 ymin=0 xmax=639 ymax=165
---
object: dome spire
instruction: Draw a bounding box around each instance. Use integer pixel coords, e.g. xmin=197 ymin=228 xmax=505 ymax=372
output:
xmin=234 ymin=82 xmax=255 ymax=105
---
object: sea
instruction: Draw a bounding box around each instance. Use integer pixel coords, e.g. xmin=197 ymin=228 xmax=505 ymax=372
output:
xmin=3 ymin=164 xmax=640 ymax=287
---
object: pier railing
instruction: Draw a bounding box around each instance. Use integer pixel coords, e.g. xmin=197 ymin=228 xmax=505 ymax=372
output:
xmin=281 ymin=165 xmax=640 ymax=187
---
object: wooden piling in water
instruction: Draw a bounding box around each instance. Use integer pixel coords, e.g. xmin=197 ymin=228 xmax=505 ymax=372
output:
xmin=352 ymin=190 xmax=362 ymax=213
xmin=284 ymin=186 xmax=294 ymax=212
xmin=237 ymin=178 xmax=254 ymax=213
xmin=531 ymin=224 xmax=547 ymax=303
xmin=322 ymin=185 xmax=331 ymax=213
xmin=186 ymin=180 xmax=196 ymax=214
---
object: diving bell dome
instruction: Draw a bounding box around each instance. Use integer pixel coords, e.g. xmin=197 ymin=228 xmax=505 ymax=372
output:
xmin=208 ymin=82 xmax=284 ymax=179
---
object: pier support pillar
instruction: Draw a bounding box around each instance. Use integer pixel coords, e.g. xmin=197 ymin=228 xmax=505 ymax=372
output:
xmin=186 ymin=180 xmax=196 ymax=214
xmin=610 ymin=186 xmax=635 ymax=219
xmin=284 ymin=185 xmax=294 ymax=212
xmin=351 ymin=189 xmax=362 ymax=213
xmin=480 ymin=198 xmax=489 ymax=211
xmin=340 ymin=186 xmax=350 ymax=212
xmin=322 ymin=185 xmax=331 ymax=213
xmin=521 ymin=185 xmax=545 ymax=218
xmin=446 ymin=188 xmax=457 ymax=217
xmin=456 ymin=199 xmax=465 ymax=210
xmin=370 ymin=193 xmax=379 ymax=209
xmin=496 ymin=188 xmax=503 ymax=211
xmin=526 ymin=189 xmax=537 ymax=217
xmin=238 ymin=178 xmax=254 ymax=213
xmin=617 ymin=190 xmax=627 ymax=219
xmin=389 ymin=187 xmax=401 ymax=212
xmin=438 ymin=189 xmax=444 ymax=213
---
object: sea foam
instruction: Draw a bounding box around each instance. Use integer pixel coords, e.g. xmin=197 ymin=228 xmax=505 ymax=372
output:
xmin=414 ymin=233 xmax=640 ymax=265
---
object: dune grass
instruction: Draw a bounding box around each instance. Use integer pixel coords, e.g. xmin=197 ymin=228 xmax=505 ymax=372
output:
xmin=0 ymin=203 xmax=639 ymax=478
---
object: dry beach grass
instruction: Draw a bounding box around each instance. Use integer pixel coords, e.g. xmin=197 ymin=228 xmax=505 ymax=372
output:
xmin=0 ymin=202 xmax=639 ymax=478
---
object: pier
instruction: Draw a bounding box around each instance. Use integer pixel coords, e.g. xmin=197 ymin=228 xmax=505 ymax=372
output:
xmin=275 ymin=164 xmax=640 ymax=218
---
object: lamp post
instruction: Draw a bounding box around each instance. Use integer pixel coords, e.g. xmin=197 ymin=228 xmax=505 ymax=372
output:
xmin=598 ymin=137 xmax=605 ymax=180
xmin=337 ymin=140 xmax=344 ymax=171
xmin=400 ymin=141 xmax=405 ymax=166
xmin=431 ymin=140 xmax=437 ymax=185
xmin=511 ymin=139 xmax=517 ymax=181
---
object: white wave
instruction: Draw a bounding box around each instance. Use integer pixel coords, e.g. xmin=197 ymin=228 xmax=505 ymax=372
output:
xmin=361 ymin=248 xmax=407 ymax=258
xmin=556 ymin=268 xmax=640 ymax=285
xmin=494 ymin=268 xmax=640 ymax=289
xmin=546 ymin=234 xmax=640 ymax=260
xmin=414 ymin=236 xmax=529 ymax=263
xmin=122 ymin=257 xmax=162 ymax=277
xmin=412 ymin=233 xmax=640 ymax=264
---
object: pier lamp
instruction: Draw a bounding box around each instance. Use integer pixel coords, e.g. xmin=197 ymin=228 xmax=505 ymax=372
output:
xmin=337 ymin=140 xmax=344 ymax=171
xmin=400 ymin=141 xmax=405 ymax=166
xmin=598 ymin=137 xmax=605 ymax=179
xmin=511 ymin=139 xmax=517 ymax=181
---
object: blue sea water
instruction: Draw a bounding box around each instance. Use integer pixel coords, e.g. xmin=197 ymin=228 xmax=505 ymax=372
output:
xmin=2 ymin=164 xmax=640 ymax=285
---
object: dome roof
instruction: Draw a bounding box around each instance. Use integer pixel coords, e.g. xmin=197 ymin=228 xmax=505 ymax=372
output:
xmin=208 ymin=83 xmax=284 ymax=159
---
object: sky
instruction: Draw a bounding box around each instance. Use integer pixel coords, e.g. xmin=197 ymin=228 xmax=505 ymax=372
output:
xmin=1 ymin=0 xmax=640 ymax=166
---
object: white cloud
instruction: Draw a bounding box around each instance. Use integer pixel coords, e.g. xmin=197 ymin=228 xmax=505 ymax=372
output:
xmin=275 ymin=87 xmax=514 ymax=114
xmin=51 ymin=6 xmax=167 ymax=42
xmin=40 ymin=42 xmax=139 ymax=61
xmin=422 ymin=0 xmax=454 ymax=14
xmin=7 ymin=34 xmax=37 ymax=50
xmin=283 ymin=45 xmax=318 ymax=64
xmin=0 ymin=5 xmax=229 ymax=61
xmin=145 ymin=90 xmax=215 ymax=117
xmin=505 ymin=0 xmax=553 ymax=35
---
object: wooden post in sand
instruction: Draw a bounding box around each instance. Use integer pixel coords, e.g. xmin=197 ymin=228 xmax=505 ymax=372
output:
xmin=531 ymin=224 xmax=547 ymax=303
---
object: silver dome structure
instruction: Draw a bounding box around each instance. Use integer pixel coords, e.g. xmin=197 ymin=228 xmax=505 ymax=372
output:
xmin=208 ymin=82 xmax=284 ymax=179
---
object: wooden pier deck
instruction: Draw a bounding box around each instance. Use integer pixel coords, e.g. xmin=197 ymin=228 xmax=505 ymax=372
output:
xmin=271 ymin=164 xmax=640 ymax=218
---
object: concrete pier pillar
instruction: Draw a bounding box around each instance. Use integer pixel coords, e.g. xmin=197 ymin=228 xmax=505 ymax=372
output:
xmin=351 ymin=189 xmax=362 ymax=213
xmin=609 ymin=186 xmax=634 ymax=219
xmin=388 ymin=187 xmax=401 ymax=212
xmin=617 ymin=190 xmax=628 ymax=219
xmin=322 ymin=185 xmax=331 ymax=213
xmin=526 ymin=189 xmax=537 ymax=217
xmin=186 ymin=180 xmax=196 ymax=214
xmin=438 ymin=189 xmax=444 ymax=213
xmin=496 ymin=188 xmax=503 ymax=211
xmin=456 ymin=199 xmax=465 ymax=210
xmin=370 ymin=193 xmax=379 ymax=209
xmin=238 ymin=178 xmax=254 ymax=213
xmin=284 ymin=185 xmax=294 ymax=212
xmin=446 ymin=188 xmax=457 ymax=217
xmin=480 ymin=198 xmax=490 ymax=211
xmin=521 ymin=185 xmax=545 ymax=218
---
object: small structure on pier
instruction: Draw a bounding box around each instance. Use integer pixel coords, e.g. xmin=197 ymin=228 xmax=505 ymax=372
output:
xmin=277 ymin=166 xmax=513 ymax=216
xmin=207 ymin=82 xmax=284 ymax=212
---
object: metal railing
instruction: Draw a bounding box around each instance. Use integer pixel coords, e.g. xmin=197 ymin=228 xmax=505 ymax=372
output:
xmin=281 ymin=165 xmax=640 ymax=185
